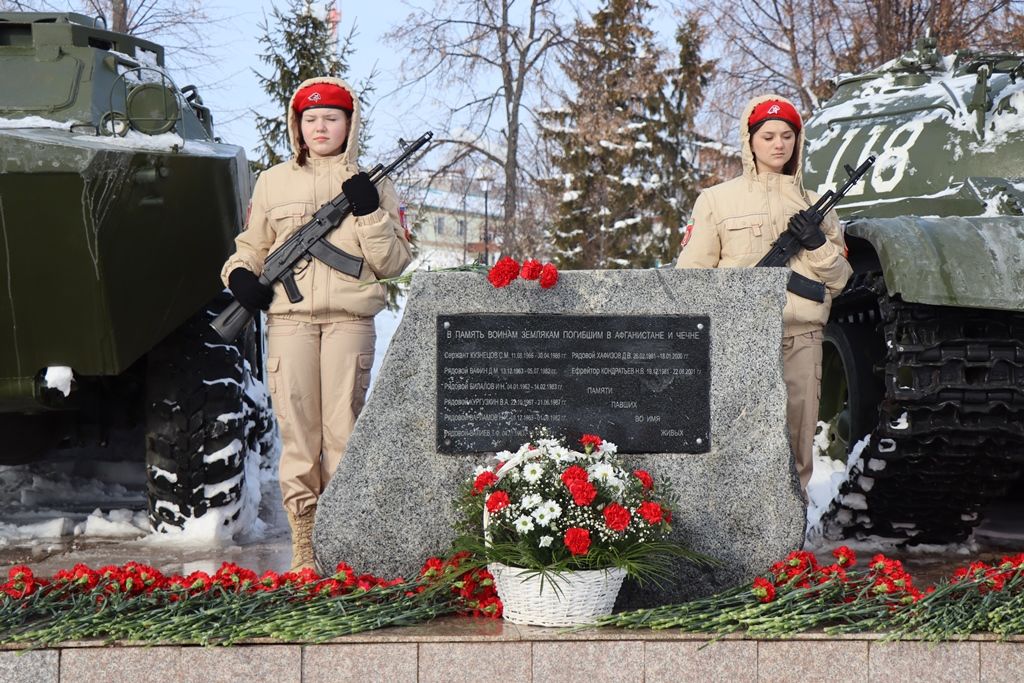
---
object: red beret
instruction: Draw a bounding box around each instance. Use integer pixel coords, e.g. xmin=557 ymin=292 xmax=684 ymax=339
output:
xmin=293 ymin=83 xmax=354 ymax=114
xmin=748 ymin=99 xmax=802 ymax=131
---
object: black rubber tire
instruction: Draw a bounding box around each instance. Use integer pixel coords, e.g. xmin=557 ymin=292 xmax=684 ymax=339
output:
xmin=819 ymin=319 xmax=886 ymax=460
xmin=144 ymin=291 xmax=269 ymax=532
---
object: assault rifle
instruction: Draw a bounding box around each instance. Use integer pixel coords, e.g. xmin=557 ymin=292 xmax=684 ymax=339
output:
xmin=756 ymin=155 xmax=876 ymax=302
xmin=212 ymin=132 xmax=433 ymax=342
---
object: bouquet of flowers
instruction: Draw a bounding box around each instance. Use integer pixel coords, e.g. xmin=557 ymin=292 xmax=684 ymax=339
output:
xmin=455 ymin=433 xmax=712 ymax=625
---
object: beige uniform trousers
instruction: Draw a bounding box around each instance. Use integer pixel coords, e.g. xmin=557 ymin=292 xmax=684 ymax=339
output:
xmin=267 ymin=317 xmax=375 ymax=516
xmin=782 ymin=330 xmax=823 ymax=491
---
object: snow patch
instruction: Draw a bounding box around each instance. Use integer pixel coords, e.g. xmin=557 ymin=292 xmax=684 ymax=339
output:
xmin=43 ymin=366 xmax=74 ymax=397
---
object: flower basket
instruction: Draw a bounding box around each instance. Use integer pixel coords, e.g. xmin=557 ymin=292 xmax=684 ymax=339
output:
xmin=487 ymin=562 xmax=626 ymax=627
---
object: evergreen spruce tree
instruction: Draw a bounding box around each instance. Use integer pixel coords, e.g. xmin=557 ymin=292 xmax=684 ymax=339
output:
xmin=252 ymin=0 xmax=369 ymax=170
xmin=540 ymin=0 xmax=666 ymax=269
xmin=650 ymin=14 xmax=715 ymax=263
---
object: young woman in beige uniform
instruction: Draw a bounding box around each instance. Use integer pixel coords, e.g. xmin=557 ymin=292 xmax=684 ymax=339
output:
xmin=222 ymin=77 xmax=412 ymax=569
xmin=676 ymin=95 xmax=852 ymax=494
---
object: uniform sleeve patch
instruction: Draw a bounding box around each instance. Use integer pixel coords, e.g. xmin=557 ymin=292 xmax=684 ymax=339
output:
xmin=681 ymin=219 xmax=695 ymax=249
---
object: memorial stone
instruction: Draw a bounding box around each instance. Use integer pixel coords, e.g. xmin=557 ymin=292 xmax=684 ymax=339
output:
xmin=315 ymin=269 xmax=805 ymax=606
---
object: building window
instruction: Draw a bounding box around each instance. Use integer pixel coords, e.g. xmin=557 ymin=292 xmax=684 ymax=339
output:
xmin=434 ymin=216 xmax=445 ymax=235
xmin=457 ymin=219 xmax=467 ymax=237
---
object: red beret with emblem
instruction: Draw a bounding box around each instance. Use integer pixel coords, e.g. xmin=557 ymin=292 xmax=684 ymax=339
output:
xmin=293 ymin=83 xmax=354 ymax=115
xmin=748 ymin=99 xmax=802 ymax=131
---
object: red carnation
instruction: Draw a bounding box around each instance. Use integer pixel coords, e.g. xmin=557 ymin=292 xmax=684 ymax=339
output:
xmin=569 ymin=480 xmax=597 ymax=506
xmin=752 ymin=577 xmax=776 ymax=603
xmin=487 ymin=256 xmax=520 ymax=288
xmin=486 ymin=490 xmax=510 ymax=513
xmin=564 ymin=527 xmax=591 ymax=556
xmin=833 ymin=545 xmax=856 ymax=568
xmin=579 ymin=434 xmax=603 ymax=450
xmin=520 ymin=259 xmax=542 ymax=280
xmin=473 ymin=470 xmax=498 ymax=494
xmin=603 ymin=503 xmax=631 ymax=531
xmin=638 ymin=501 xmax=663 ymax=524
xmin=560 ymin=465 xmax=589 ymax=487
xmin=633 ymin=469 xmax=654 ymax=490
xmin=539 ymin=263 xmax=559 ymax=289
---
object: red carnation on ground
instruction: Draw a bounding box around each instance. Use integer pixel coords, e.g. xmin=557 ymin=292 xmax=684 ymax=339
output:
xmin=564 ymin=527 xmax=591 ymax=556
xmin=539 ymin=263 xmax=559 ymax=289
xmin=752 ymin=577 xmax=776 ymax=603
xmin=486 ymin=490 xmax=510 ymax=513
xmin=833 ymin=545 xmax=856 ymax=568
xmin=638 ymin=501 xmax=663 ymax=524
xmin=487 ymin=256 xmax=520 ymax=288
xmin=473 ymin=470 xmax=498 ymax=494
xmin=633 ymin=469 xmax=654 ymax=490
xmin=569 ymin=480 xmax=597 ymax=506
xmin=560 ymin=465 xmax=589 ymax=487
xmin=603 ymin=502 xmax=631 ymax=531
xmin=520 ymin=258 xmax=542 ymax=280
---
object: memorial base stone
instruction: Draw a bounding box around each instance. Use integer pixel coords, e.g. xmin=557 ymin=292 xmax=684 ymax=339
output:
xmin=314 ymin=269 xmax=804 ymax=606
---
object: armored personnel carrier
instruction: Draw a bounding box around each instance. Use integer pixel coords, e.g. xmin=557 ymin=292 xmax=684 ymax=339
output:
xmin=0 ymin=12 xmax=272 ymax=535
xmin=803 ymin=38 xmax=1024 ymax=543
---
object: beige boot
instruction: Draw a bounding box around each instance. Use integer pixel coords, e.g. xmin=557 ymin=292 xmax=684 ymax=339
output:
xmin=287 ymin=506 xmax=317 ymax=572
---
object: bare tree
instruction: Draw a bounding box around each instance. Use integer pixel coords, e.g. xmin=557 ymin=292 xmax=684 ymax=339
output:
xmin=385 ymin=0 xmax=575 ymax=256
xmin=1 ymin=0 xmax=225 ymax=73
xmin=705 ymin=0 xmax=1023 ymax=128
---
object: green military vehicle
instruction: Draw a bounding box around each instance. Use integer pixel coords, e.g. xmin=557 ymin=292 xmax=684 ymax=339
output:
xmin=804 ymin=38 xmax=1024 ymax=543
xmin=0 ymin=13 xmax=272 ymax=535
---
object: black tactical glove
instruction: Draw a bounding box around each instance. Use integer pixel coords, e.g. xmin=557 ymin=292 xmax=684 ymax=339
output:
xmin=342 ymin=172 xmax=380 ymax=217
xmin=228 ymin=267 xmax=273 ymax=313
xmin=787 ymin=209 xmax=827 ymax=251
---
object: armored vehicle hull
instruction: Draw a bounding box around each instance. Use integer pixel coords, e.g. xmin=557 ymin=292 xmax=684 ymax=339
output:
xmin=804 ymin=39 xmax=1024 ymax=543
xmin=0 ymin=12 xmax=271 ymax=536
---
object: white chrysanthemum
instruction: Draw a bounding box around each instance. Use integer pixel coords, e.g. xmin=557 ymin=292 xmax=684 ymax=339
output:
xmin=588 ymin=462 xmax=616 ymax=481
xmin=531 ymin=500 xmax=562 ymax=527
xmin=536 ymin=438 xmax=561 ymax=451
xmin=522 ymin=461 xmax=544 ymax=483
xmin=504 ymin=467 xmax=522 ymax=481
xmin=538 ymin=535 xmax=553 ymax=548
xmin=521 ymin=493 xmax=543 ymax=509
xmin=540 ymin=500 xmax=562 ymax=519
xmin=531 ymin=507 xmax=552 ymax=526
xmin=473 ymin=465 xmax=490 ymax=477
xmin=598 ymin=441 xmax=618 ymax=455
xmin=514 ymin=515 xmax=535 ymax=534
xmin=550 ymin=446 xmax=575 ymax=464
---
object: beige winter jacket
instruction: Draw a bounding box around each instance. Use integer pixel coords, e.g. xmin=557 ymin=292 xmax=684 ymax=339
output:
xmin=676 ymin=94 xmax=852 ymax=337
xmin=221 ymin=76 xmax=412 ymax=322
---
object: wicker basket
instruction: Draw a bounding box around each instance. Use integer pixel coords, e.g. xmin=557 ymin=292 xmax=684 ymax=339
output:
xmin=482 ymin=459 xmax=626 ymax=626
xmin=487 ymin=563 xmax=626 ymax=627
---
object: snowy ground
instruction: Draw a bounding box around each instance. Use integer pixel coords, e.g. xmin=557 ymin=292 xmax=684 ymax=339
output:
xmin=1 ymin=268 xmax=1021 ymax=580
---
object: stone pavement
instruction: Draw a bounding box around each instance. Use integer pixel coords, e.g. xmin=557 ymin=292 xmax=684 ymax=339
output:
xmin=1 ymin=617 xmax=1022 ymax=682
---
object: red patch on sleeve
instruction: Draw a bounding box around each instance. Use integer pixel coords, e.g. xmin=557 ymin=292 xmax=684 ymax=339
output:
xmin=681 ymin=221 xmax=695 ymax=249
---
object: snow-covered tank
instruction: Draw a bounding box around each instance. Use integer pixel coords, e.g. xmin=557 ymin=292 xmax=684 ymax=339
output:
xmin=803 ymin=37 xmax=1024 ymax=543
xmin=0 ymin=12 xmax=271 ymax=536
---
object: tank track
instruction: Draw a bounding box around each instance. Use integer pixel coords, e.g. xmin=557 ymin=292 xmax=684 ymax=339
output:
xmin=820 ymin=272 xmax=1024 ymax=543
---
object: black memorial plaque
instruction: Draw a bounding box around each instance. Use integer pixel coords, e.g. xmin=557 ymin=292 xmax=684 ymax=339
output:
xmin=436 ymin=314 xmax=710 ymax=454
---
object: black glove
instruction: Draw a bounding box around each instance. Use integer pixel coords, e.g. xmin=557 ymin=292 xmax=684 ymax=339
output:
xmin=342 ymin=172 xmax=380 ymax=217
xmin=787 ymin=209 xmax=827 ymax=250
xmin=228 ymin=267 xmax=273 ymax=313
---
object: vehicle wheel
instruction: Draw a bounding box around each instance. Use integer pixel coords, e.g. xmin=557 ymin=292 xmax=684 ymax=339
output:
xmin=818 ymin=319 xmax=885 ymax=462
xmin=144 ymin=291 xmax=274 ymax=535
